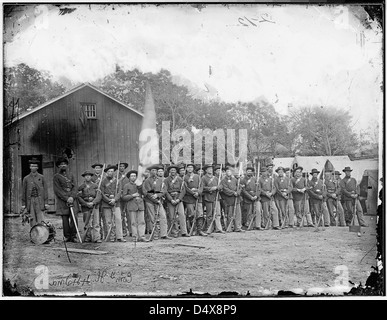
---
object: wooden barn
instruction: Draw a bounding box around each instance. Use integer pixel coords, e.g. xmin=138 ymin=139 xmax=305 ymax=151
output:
xmin=3 ymin=83 xmax=143 ymax=214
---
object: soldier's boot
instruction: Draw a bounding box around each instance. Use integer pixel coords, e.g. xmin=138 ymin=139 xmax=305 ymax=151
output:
xmin=197 ymin=217 xmax=208 ymax=236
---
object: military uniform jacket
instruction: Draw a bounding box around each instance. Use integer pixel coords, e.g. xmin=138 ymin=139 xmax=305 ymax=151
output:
xmin=22 ymin=172 xmax=48 ymax=211
xmin=308 ymin=178 xmax=325 ymax=203
xmin=274 ymin=176 xmax=292 ymax=201
xmin=291 ymin=177 xmax=308 ymax=202
xmin=164 ymin=175 xmax=186 ymax=203
xmin=221 ymin=175 xmax=241 ymax=206
xmin=202 ymin=174 xmax=221 ymax=203
xmin=78 ymin=182 xmax=102 ymax=210
xmin=325 ymin=178 xmax=340 ymax=200
xmin=241 ymin=175 xmax=259 ymax=203
xmin=121 ymin=181 xmax=145 ymax=211
xmin=142 ymin=176 xmax=166 ymax=204
xmin=259 ymin=176 xmax=276 ymax=203
xmin=118 ymin=173 xmax=130 ymax=191
xmin=339 ymin=177 xmax=359 ymax=201
xmin=183 ymin=173 xmax=203 ymax=204
xmin=53 ymin=172 xmax=79 ymax=216
xmin=100 ymin=177 xmax=122 ymax=208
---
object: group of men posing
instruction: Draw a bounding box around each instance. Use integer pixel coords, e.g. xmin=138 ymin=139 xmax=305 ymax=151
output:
xmin=21 ymin=156 xmax=368 ymax=244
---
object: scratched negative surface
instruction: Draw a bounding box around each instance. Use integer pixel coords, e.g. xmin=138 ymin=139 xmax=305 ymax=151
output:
xmin=2 ymin=3 xmax=383 ymax=297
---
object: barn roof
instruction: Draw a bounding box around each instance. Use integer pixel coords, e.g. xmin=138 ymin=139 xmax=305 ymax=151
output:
xmin=7 ymin=82 xmax=144 ymax=125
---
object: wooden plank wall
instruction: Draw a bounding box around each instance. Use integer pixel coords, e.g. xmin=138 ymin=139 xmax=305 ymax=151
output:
xmin=5 ymin=86 xmax=142 ymax=214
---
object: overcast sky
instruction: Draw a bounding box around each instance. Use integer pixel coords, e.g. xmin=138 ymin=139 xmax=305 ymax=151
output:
xmin=4 ymin=4 xmax=383 ymax=133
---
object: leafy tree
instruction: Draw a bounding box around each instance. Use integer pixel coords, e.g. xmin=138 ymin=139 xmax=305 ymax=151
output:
xmin=289 ymin=106 xmax=359 ymax=156
xmin=3 ymin=63 xmax=66 ymax=124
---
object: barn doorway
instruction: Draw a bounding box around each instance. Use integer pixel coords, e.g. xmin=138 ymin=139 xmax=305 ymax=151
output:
xmin=21 ymin=155 xmax=43 ymax=180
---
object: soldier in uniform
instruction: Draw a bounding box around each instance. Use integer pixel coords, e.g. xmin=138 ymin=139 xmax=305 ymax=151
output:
xmin=91 ymin=163 xmax=105 ymax=238
xmin=214 ymin=164 xmax=227 ymax=230
xmin=164 ymin=165 xmax=190 ymax=237
xmin=274 ymin=166 xmax=293 ymax=228
xmin=308 ymin=168 xmax=330 ymax=227
xmin=21 ymin=157 xmax=49 ymax=228
xmin=53 ymin=157 xmax=80 ymax=242
xmin=259 ymin=167 xmax=280 ymax=230
xmin=221 ymin=166 xmax=244 ymax=232
xmin=117 ymin=162 xmax=131 ymax=238
xmin=241 ymin=166 xmax=259 ymax=229
xmin=142 ymin=164 xmax=172 ymax=240
xmin=78 ymin=170 xmax=102 ymax=242
xmin=339 ymin=167 xmax=368 ymax=227
xmin=202 ymin=164 xmax=225 ymax=234
xmin=178 ymin=164 xmax=186 ymax=179
xmin=100 ymin=164 xmax=126 ymax=242
xmin=121 ymin=170 xmax=148 ymax=242
xmin=291 ymin=167 xmax=314 ymax=227
xmin=284 ymin=168 xmax=296 ymax=227
xmin=183 ymin=164 xmax=207 ymax=236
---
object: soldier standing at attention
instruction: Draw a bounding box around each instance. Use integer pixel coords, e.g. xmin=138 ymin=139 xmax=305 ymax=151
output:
xmin=164 ymin=165 xmax=190 ymax=238
xmin=78 ymin=170 xmax=102 ymax=243
xmin=274 ymin=167 xmax=292 ymax=228
xmin=100 ymin=164 xmax=126 ymax=242
xmin=259 ymin=167 xmax=280 ymax=230
xmin=142 ymin=164 xmax=172 ymax=240
xmin=117 ymin=162 xmax=130 ymax=238
xmin=21 ymin=157 xmax=49 ymax=228
xmin=53 ymin=157 xmax=80 ymax=242
xmin=121 ymin=170 xmax=149 ymax=242
xmin=183 ymin=164 xmax=207 ymax=236
xmin=284 ymin=168 xmax=295 ymax=227
xmin=91 ymin=163 xmax=105 ymax=239
xmin=221 ymin=166 xmax=244 ymax=232
xmin=202 ymin=164 xmax=225 ymax=234
xmin=241 ymin=166 xmax=258 ymax=229
xmin=308 ymin=168 xmax=330 ymax=227
xmin=291 ymin=167 xmax=314 ymax=227
xmin=339 ymin=167 xmax=368 ymax=227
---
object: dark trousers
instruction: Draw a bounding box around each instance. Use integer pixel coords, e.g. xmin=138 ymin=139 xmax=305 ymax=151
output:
xmin=62 ymin=214 xmax=78 ymax=239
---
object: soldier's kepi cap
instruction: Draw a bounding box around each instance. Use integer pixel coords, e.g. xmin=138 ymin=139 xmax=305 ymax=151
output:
xmin=56 ymin=157 xmax=69 ymax=167
xmin=275 ymin=166 xmax=285 ymax=173
xmin=82 ymin=170 xmax=94 ymax=177
xmin=147 ymin=164 xmax=163 ymax=171
xmin=104 ymin=164 xmax=118 ymax=172
xmin=203 ymin=164 xmax=213 ymax=171
xmin=126 ymin=170 xmax=138 ymax=178
xmin=168 ymin=164 xmax=179 ymax=172
xmin=91 ymin=162 xmax=103 ymax=168
xmin=117 ymin=162 xmax=129 ymax=169
xmin=29 ymin=157 xmax=40 ymax=164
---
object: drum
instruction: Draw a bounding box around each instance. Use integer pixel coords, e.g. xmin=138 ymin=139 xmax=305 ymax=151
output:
xmin=30 ymin=221 xmax=56 ymax=244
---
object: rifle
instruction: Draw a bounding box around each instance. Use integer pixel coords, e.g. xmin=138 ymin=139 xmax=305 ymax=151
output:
xmin=82 ymin=163 xmax=106 ymax=242
xmin=105 ymin=162 xmax=120 ymax=241
xmin=247 ymin=161 xmax=260 ymax=230
xmin=299 ymin=173 xmax=309 ymax=228
xmin=206 ymin=163 xmax=223 ymax=233
xmin=315 ymin=169 xmax=326 ymax=232
xmin=167 ymin=177 xmax=185 ymax=236
xmin=264 ymin=173 xmax=276 ymax=230
xmin=226 ymin=163 xmax=242 ymax=232
xmin=281 ymin=172 xmax=291 ymax=229
xmin=149 ymin=176 xmax=165 ymax=241
xmin=189 ymin=164 xmax=203 ymax=236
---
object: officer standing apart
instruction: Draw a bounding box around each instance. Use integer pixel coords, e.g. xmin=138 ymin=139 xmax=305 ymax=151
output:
xmin=21 ymin=157 xmax=49 ymax=228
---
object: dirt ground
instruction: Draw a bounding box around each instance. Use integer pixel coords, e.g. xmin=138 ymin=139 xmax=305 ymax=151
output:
xmin=2 ymin=213 xmax=378 ymax=297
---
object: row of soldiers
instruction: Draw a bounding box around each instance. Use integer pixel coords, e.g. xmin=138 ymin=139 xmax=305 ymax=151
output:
xmin=21 ymin=157 xmax=368 ymax=244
